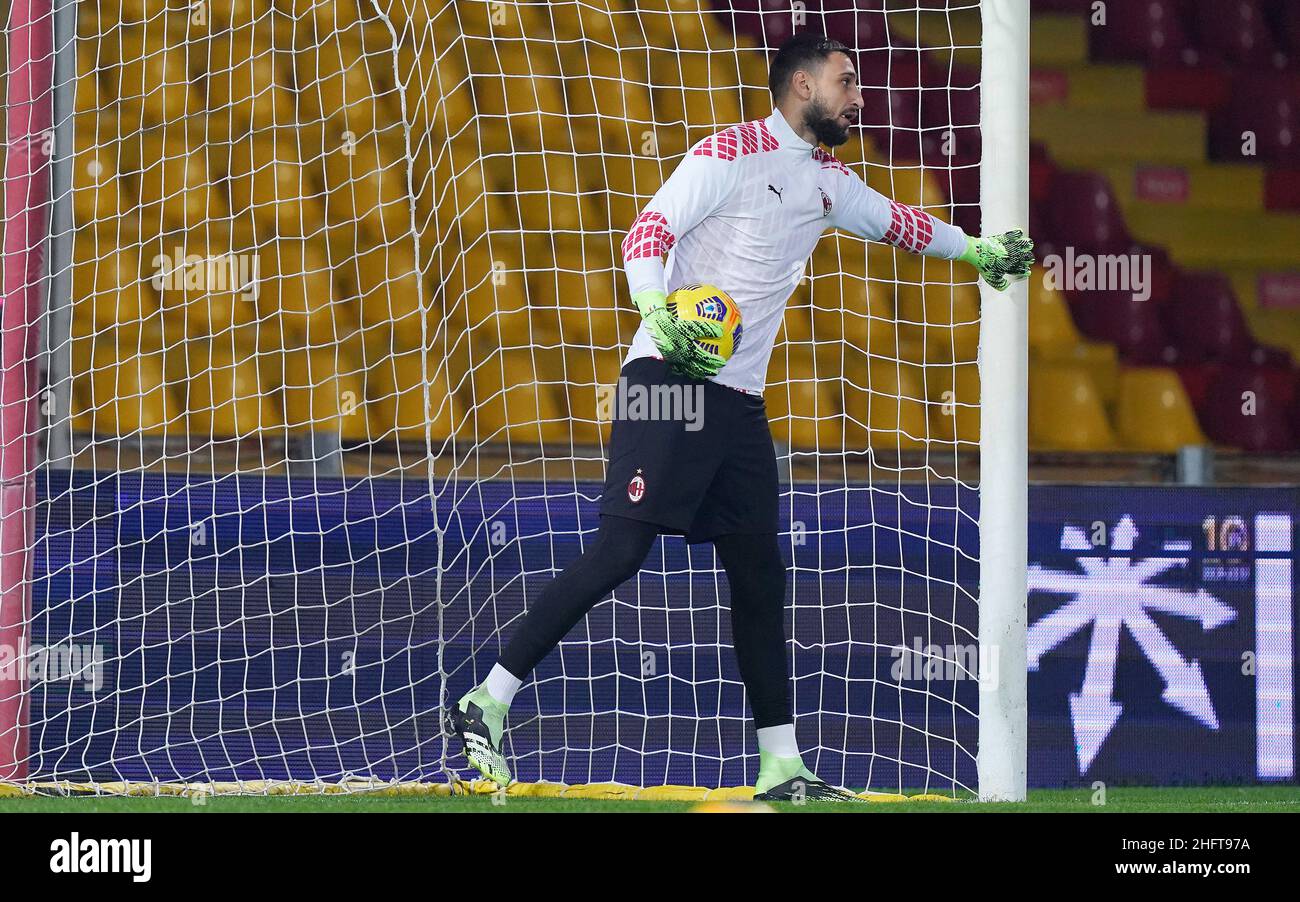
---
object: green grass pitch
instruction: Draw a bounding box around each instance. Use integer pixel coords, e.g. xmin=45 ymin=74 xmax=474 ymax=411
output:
xmin=1 ymin=786 xmax=1296 ymax=813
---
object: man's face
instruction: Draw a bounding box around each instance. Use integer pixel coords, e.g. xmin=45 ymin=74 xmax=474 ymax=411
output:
xmin=801 ymin=51 xmax=863 ymax=147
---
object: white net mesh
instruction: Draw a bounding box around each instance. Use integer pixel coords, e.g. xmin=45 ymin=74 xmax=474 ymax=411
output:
xmin=5 ymin=0 xmax=984 ymax=794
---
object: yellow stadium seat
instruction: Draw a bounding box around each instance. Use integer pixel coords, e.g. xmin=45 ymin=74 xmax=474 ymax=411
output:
xmin=466 ymin=347 xmax=570 ymax=445
xmin=281 ymin=347 xmax=369 ymax=441
xmin=226 ymin=135 xmax=318 ymax=236
xmin=1028 ymin=279 xmax=1081 ymax=354
xmin=927 ymin=362 xmax=980 ymax=446
xmin=86 ymin=343 xmax=179 ymax=437
xmin=322 ymin=137 xmax=410 ymax=239
xmin=1036 ymin=340 xmax=1120 ymax=406
xmin=207 ymin=0 xmax=271 ymax=29
xmin=204 ymin=40 xmax=294 ymax=139
xmin=72 ymin=242 xmax=160 ymax=331
xmin=778 ymin=299 xmax=814 ymax=346
xmin=259 ymin=238 xmax=339 ymax=347
xmin=152 ymin=237 xmax=259 ymax=339
xmin=766 ymin=347 xmax=842 ymax=450
xmin=557 ymin=347 xmax=624 ymax=445
xmin=186 ymin=342 xmax=282 ymax=437
xmin=811 ymin=275 xmax=897 ymax=354
xmin=295 ymin=42 xmax=381 ymax=137
xmin=366 ymin=348 xmax=467 ymax=444
xmin=107 ymin=30 xmax=196 ymax=125
xmin=1029 ymin=363 xmax=1118 ymax=451
xmin=896 ymin=280 xmax=981 ymax=363
xmin=71 ymin=134 xmax=124 ymax=228
xmin=864 ymin=160 xmax=950 ymax=212
xmin=842 ymin=355 xmax=928 ymax=450
xmin=351 ymin=238 xmax=428 ymax=348
xmin=131 ymin=131 xmax=226 ymax=236
xmin=1114 ymin=367 xmax=1206 ymax=452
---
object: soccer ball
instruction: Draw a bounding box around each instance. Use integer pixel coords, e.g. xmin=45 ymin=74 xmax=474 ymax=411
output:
xmin=666 ymin=283 xmax=743 ymax=362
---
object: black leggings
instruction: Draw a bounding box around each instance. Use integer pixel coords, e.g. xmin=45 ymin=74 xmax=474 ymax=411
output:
xmin=497 ymin=515 xmax=792 ymax=728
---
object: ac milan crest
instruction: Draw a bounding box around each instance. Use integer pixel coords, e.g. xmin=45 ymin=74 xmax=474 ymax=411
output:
xmin=627 ymin=470 xmax=646 ymax=503
xmin=819 ymin=186 xmax=832 ymax=217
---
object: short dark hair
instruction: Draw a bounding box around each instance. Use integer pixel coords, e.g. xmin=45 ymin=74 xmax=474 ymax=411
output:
xmin=768 ymin=32 xmax=850 ymax=101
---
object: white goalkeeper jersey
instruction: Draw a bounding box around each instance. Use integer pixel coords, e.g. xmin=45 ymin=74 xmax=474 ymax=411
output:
xmin=620 ymin=107 xmax=969 ymax=394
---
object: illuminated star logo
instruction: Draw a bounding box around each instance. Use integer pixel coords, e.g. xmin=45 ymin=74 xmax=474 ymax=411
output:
xmin=1027 ymin=515 xmax=1236 ymax=772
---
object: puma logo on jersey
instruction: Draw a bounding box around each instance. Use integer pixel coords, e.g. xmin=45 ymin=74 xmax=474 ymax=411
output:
xmin=767 ymin=184 xmax=783 ymax=203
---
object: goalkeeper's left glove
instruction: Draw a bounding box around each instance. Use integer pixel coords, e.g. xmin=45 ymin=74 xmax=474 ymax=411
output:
xmin=959 ymin=229 xmax=1035 ymax=291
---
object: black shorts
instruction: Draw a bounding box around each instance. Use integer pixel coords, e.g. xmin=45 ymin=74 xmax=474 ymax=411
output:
xmin=599 ymin=357 xmax=779 ymax=543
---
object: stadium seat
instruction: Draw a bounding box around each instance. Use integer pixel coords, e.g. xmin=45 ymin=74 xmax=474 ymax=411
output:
xmin=72 ymin=241 xmax=159 ymax=332
xmin=86 ymin=343 xmax=180 ymax=437
xmin=259 ymin=238 xmax=338 ymax=348
xmin=186 ymin=341 xmax=282 ymax=437
xmin=366 ymin=347 xmax=465 ymax=443
xmin=295 ymin=41 xmax=382 ymax=140
xmin=322 ymin=137 xmax=411 ymax=239
xmin=466 ymin=347 xmax=572 ymax=445
xmin=1029 ymin=363 xmax=1118 ymax=451
xmin=841 ymin=355 xmax=928 ymax=450
xmin=1199 ymin=364 xmax=1297 ymax=451
xmin=204 ymin=39 xmax=295 ymax=139
xmin=107 ymin=28 xmax=197 ymax=126
xmin=1070 ymin=288 xmax=1173 ymax=364
xmin=1090 ymin=0 xmax=1197 ymax=66
xmin=71 ymin=131 xmax=125 ymax=229
xmin=1037 ymin=340 xmax=1121 ymax=406
xmin=281 ymin=347 xmax=369 ymax=441
xmin=926 ymin=362 xmax=981 ymax=447
xmin=558 ymin=347 xmax=625 ymax=445
xmin=131 ymin=131 xmax=227 ymax=237
xmin=896 ymin=280 xmax=981 ymax=364
xmin=226 ymin=134 xmax=319 ymax=237
xmin=1045 ymin=171 xmax=1132 ymax=255
xmin=1114 ymin=367 xmax=1207 ymax=451
xmin=1191 ymin=0 xmax=1285 ymax=68
xmin=1210 ymin=74 xmax=1300 ymax=163
xmin=350 ymin=237 xmax=428 ymax=349
xmin=811 ymin=275 xmax=897 ymax=354
xmin=1166 ymin=271 xmax=1255 ymax=362
xmin=1028 ymin=279 xmax=1082 ymax=354
xmin=766 ymin=347 xmax=842 ymax=450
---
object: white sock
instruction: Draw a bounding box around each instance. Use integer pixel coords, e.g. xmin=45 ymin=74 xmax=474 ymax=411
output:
xmin=482 ymin=663 xmax=522 ymax=707
xmin=756 ymin=723 xmax=800 ymax=759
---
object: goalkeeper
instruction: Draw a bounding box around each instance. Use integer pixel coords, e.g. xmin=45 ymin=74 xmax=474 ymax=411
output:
xmin=448 ymin=32 xmax=1033 ymax=800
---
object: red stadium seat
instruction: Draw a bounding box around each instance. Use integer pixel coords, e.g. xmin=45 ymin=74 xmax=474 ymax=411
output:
xmin=1165 ymin=271 xmax=1255 ymax=362
xmin=1070 ymin=288 xmax=1175 ymax=364
xmin=1045 ymin=171 xmax=1133 ymax=255
xmin=1091 ymin=0 xmax=1200 ymax=67
xmin=1191 ymin=0 xmax=1288 ymax=69
xmin=1201 ymin=365 xmax=1298 ymax=451
xmin=1210 ymin=73 xmax=1300 ymax=163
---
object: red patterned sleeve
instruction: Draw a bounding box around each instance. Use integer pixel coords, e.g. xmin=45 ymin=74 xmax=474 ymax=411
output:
xmin=827 ymin=166 xmax=968 ymax=260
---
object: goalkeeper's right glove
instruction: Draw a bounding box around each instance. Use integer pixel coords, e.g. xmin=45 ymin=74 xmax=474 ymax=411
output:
xmin=633 ymin=289 xmax=726 ymax=381
xmin=959 ymin=229 xmax=1035 ymax=291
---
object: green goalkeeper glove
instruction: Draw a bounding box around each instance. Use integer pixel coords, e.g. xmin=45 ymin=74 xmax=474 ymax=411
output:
xmin=959 ymin=229 xmax=1035 ymax=291
xmin=633 ymin=289 xmax=726 ymax=381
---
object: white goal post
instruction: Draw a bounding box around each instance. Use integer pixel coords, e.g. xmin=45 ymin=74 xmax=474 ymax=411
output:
xmin=975 ymin=0 xmax=1029 ymax=803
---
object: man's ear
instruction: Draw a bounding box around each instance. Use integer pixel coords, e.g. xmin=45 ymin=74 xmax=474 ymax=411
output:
xmin=791 ymin=68 xmax=813 ymax=101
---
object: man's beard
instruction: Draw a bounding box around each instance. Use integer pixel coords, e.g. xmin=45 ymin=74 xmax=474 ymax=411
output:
xmin=804 ymin=96 xmax=851 ymax=147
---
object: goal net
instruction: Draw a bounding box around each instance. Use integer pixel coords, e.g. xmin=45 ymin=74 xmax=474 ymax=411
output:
xmin=2 ymin=0 xmax=1025 ymax=797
